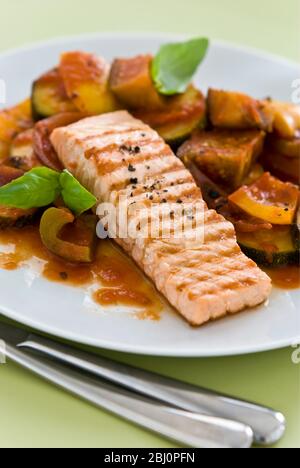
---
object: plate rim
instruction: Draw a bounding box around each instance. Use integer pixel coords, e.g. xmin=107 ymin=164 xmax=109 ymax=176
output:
xmin=0 ymin=31 xmax=299 ymax=357
xmin=0 ymin=31 xmax=299 ymax=74
xmin=1 ymin=302 xmax=300 ymax=357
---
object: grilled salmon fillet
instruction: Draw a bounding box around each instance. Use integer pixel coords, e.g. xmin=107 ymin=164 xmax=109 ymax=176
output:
xmin=51 ymin=111 xmax=272 ymax=326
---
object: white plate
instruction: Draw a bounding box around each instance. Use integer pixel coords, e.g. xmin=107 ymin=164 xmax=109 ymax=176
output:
xmin=0 ymin=33 xmax=299 ymax=356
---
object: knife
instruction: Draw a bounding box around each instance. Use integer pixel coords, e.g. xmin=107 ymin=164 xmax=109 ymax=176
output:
xmin=0 ymin=321 xmax=285 ymax=445
xmin=19 ymin=332 xmax=285 ymax=446
xmin=0 ymin=321 xmax=253 ymax=448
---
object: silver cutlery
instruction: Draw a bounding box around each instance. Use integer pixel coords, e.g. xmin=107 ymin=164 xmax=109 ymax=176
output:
xmin=0 ymin=321 xmax=285 ymax=447
xmin=0 ymin=321 xmax=253 ymax=448
xmin=18 ymin=333 xmax=285 ymax=446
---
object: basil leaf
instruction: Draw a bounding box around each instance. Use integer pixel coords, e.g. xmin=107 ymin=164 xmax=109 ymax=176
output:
xmin=60 ymin=170 xmax=97 ymax=216
xmin=0 ymin=167 xmax=61 ymax=209
xmin=152 ymin=37 xmax=209 ymax=95
xmin=0 ymin=167 xmax=97 ymax=215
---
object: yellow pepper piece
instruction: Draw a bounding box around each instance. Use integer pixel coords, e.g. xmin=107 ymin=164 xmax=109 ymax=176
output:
xmin=229 ymin=172 xmax=299 ymax=225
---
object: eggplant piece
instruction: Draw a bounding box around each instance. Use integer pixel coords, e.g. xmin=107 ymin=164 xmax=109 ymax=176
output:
xmin=39 ymin=207 xmax=97 ymax=263
xmin=261 ymin=149 xmax=300 ymax=185
xmin=33 ymin=112 xmax=85 ymax=171
xmin=109 ymin=55 xmax=166 ymax=110
xmin=207 ymin=89 xmax=274 ymax=132
xmin=135 ymin=85 xmax=206 ymax=144
xmin=268 ymin=134 xmax=300 ymax=158
xmin=59 ymin=52 xmax=119 ymax=115
xmin=0 ymin=165 xmax=24 ymax=186
xmin=0 ymin=99 xmax=33 ymax=162
xmin=0 ymin=205 xmax=37 ymax=229
xmin=31 ymin=68 xmax=76 ymax=120
xmin=182 ymin=160 xmax=282 ymax=235
xmin=183 ymin=160 xmax=228 ymax=211
xmin=177 ymin=128 xmax=265 ymax=191
xmin=9 ymin=129 xmax=41 ymax=171
xmin=237 ymin=226 xmax=299 ymax=267
xmin=0 ymin=142 xmax=8 ymax=163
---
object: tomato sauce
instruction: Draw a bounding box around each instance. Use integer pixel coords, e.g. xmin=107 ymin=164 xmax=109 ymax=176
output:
xmin=0 ymin=224 xmax=163 ymax=320
xmin=1 ymin=223 xmax=298 ymax=322
xmin=265 ymin=265 xmax=300 ymax=290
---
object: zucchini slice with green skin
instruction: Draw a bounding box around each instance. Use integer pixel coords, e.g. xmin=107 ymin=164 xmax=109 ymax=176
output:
xmin=31 ymin=68 xmax=76 ymax=121
xmin=59 ymin=52 xmax=120 ymax=115
xmin=134 ymin=85 xmax=206 ymax=145
xmin=237 ymin=227 xmax=299 ymax=267
xmin=156 ymin=113 xmax=205 ymax=146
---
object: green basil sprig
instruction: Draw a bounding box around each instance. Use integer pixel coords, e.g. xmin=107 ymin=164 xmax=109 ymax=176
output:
xmin=0 ymin=167 xmax=96 ymax=216
xmin=60 ymin=170 xmax=96 ymax=216
xmin=151 ymin=37 xmax=209 ymax=96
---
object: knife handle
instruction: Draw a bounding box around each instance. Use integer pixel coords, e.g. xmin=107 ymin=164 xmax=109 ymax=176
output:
xmin=20 ymin=334 xmax=285 ymax=446
xmin=5 ymin=343 xmax=253 ymax=448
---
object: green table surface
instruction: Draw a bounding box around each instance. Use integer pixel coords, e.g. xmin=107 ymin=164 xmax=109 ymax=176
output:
xmin=0 ymin=0 xmax=299 ymax=449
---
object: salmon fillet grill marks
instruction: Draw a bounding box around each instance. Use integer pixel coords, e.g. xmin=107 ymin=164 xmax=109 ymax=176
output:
xmin=51 ymin=111 xmax=272 ymax=326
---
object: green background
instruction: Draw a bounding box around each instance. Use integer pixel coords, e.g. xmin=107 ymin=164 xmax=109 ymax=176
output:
xmin=0 ymin=0 xmax=299 ymax=449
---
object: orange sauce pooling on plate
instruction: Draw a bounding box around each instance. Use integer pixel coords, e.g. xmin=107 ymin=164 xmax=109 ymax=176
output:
xmin=265 ymin=265 xmax=300 ymax=290
xmin=0 ymin=224 xmax=162 ymax=320
xmin=92 ymin=241 xmax=162 ymax=320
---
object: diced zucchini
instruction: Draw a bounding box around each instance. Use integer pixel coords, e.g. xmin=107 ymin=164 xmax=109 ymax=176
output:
xmin=177 ymin=129 xmax=265 ymax=190
xmin=0 ymin=100 xmax=33 ymax=162
xmin=154 ymin=113 xmax=205 ymax=146
xmin=31 ymin=68 xmax=76 ymax=120
xmin=59 ymin=52 xmax=119 ymax=115
xmin=208 ymin=89 xmax=274 ymax=132
xmin=109 ymin=55 xmax=166 ymax=110
xmin=229 ymin=172 xmax=299 ymax=225
xmin=237 ymin=227 xmax=299 ymax=266
xmin=135 ymin=85 xmax=206 ymax=144
xmin=9 ymin=129 xmax=41 ymax=171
